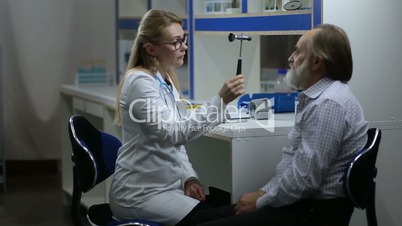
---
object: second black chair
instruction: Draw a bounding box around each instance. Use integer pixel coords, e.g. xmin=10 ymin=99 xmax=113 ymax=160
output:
xmin=344 ymin=128 xmax=382 ymax=226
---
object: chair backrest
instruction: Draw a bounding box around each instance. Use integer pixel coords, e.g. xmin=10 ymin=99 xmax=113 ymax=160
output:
xmin=68 ymin=115 xmax=163 ymax=226
xmin=68 ymin=115 xmax=121 ymax=193
xmin=344 ymin=128 xmax=382 ymax=209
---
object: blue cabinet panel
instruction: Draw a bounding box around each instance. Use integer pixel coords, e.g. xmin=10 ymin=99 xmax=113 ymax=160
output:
xmin=118 ymin=18 xmax=140 ymax=30
xmin=195 ymin=14 xmax=312 ymax=32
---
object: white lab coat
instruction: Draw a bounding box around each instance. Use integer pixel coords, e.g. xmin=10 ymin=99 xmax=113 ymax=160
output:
xmin=109 ymin=70 xmax=225 ymax=226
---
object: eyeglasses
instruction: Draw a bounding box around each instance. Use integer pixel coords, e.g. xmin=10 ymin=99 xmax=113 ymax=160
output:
xmin=159 ymin=35 xmax=188 ymax=50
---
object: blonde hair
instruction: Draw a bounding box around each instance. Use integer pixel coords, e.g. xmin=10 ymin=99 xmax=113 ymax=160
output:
xmin=114 ymin=9 xmax=183 ymax=126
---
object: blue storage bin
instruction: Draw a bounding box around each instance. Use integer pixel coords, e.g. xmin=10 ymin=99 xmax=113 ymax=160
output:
xmin=237 ymin=94 xmax=251 ymax=109
xmin=238 ymin=92 xmax=299 ymax=113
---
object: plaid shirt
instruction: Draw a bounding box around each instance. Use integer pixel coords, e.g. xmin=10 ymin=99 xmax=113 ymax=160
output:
xmin=257 ymin=77 xmax=368 ymax=208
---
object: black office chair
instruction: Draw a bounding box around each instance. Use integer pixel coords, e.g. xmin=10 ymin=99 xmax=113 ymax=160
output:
xmin=344 ymin=128 xmax=382 ymax=226
xmin=68 ymin=115 xmax=161 ymax=226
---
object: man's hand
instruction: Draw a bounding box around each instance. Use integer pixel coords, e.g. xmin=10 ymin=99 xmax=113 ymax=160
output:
xmin=184 ymin=179 xmax=206 ymax=201
xmin=234 ymin=190 xmax=266 ymax=215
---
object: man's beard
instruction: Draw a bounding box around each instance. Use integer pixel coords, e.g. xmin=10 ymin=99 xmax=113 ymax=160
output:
xmin=285 ymin=58 xmax=309 ymax=90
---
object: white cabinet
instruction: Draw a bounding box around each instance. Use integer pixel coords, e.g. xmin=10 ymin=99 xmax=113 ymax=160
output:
xmin=185 ymin=114 xmax=295 ymax=202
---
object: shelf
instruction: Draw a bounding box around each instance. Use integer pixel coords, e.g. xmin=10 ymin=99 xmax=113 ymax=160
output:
xmin=194 ymin=10 xmax=312 ymax=34
xmin=117 ymin=17 xmax=188 ymax=31
xmin=195 ymin=9 xmax=311 ymax=18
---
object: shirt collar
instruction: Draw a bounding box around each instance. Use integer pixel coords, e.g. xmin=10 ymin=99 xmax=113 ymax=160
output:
xmin=155 ymin=71 xmax=173 ymax=84
xmin=300 ymin=77 xmax=334 ymax=100
xmin=155 ymin=71 xmax=164 ymax=82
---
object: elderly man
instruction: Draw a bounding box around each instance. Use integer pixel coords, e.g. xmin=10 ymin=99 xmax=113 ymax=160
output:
xmin=191 ymin=24 xmax=368 ymax=226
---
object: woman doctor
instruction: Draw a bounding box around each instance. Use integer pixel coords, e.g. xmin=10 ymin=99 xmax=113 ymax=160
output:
xmin=110 ymin=9 xmax=245 ymax=226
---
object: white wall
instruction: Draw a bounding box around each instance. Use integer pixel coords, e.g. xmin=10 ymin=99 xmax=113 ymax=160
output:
xmin=324 ymin=0 xmax=402 ymax=225
xmin=0 ymin=0 xmax=115 ymax=159
xmin=324 ymin=0 xmax=402 ymax=122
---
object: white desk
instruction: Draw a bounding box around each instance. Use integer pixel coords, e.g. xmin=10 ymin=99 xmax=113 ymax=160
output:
xmin=185 ymin=114 xmax=294 ymax=202
xmin=60 ymin=84 xmax=295 ymax=206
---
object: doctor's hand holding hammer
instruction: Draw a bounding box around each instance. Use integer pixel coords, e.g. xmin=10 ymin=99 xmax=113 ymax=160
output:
xmin=219 ymin=74 xmax=245 ymax=105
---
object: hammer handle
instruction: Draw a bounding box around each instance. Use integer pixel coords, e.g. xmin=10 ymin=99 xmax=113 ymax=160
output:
xmin=236 ymin=58 xmax=242 ymax=75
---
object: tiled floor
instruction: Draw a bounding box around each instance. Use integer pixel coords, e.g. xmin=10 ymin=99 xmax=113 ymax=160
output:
xmin=0 ymin=169 xmax=74 ymax=225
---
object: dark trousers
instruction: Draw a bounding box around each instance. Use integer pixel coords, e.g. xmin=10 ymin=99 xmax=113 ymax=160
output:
xmin=191 ymin=198 xmax=354 ymax=226
xmin=175 ymin=187 xmax=231 ymax=226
